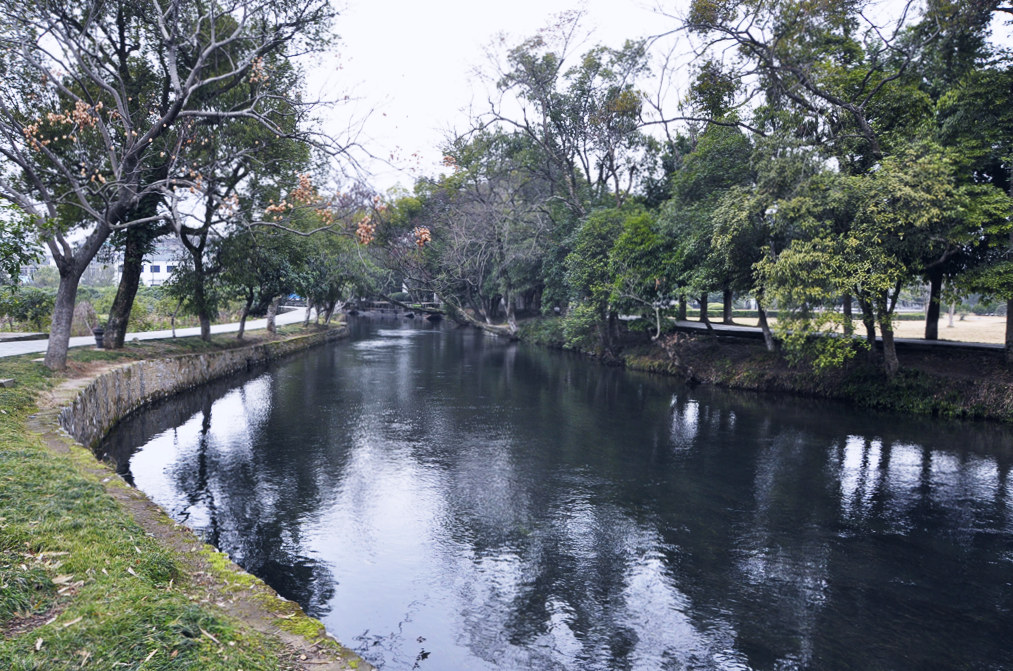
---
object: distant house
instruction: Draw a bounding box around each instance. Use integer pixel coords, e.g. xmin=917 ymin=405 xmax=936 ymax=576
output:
xmin=117 ymin=237 xmax=185 ymax=287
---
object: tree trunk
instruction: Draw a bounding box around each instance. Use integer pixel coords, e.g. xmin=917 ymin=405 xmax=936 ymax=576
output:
xmin=304 ymin=300 xmax=313 ymax=326
xmin=1006 ymin=298 xmax=1013 ymax=365
xmin=104 ymin=229 xmax=145 ymax=349
xmin=170 ymin=298 xmax=183 ymax=338
xmin=606 ymin=310 xmax=620 ymax=355
xmin=757 ymin=305 xmax=775 ymax=352
xmin=43 ymin=223 xmax=111 ymax=369
xmin=857 ymin=296 xmax=877 ymax=363
xmin=266 ymin=296 xmax=281 ymax=334
xmin=1007 ymin=208 xmax=1013 ymax=362
xmin=722 ymin=288 xmax=734 ymax=324
xmin=754 ymin=288 xmax=776 ymax=352
xmin=677 ymin=295 xmax=687 ymax=321
xmin=842 ymin=293 xmax=853 ymax=336
xmin=237 ymin=290 xmax=253 ymax=340
xmin=757 ymin=306 xmax=776 ymax=352
xmin=190 ymin=254 xmax=212 ymax=341
xmin=699 ymin=292 xmax=709 ymax=323
xmin=505 ymin=292 xmax=519 ymax=335
xmin=880 ymin=316 xmax=899 ymax=378
xmin=925 ymin=269 xmax=943 ymax=341
xmin=44 ymin=270 xmax=83 ymax=370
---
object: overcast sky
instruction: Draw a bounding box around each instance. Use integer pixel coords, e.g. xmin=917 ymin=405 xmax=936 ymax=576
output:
xmin=310 ymin=1 xmax=1012 ymax=193
xmin=310 ymin=0 xmax=687 ymax=191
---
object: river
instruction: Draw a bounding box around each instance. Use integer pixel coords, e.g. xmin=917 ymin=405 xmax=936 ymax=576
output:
xmin=98 ymin=318 xmax=1013 ymax=670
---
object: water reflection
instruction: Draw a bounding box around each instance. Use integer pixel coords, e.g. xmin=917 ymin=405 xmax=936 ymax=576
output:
xmin=100 ymin=319 xmax=1013 ymax=670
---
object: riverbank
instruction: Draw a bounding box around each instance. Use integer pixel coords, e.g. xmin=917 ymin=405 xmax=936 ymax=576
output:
xmin=519 ymin=318 xmax=1013 ymax=423
xmin=0 ymin=325 xmax=369 ymax=670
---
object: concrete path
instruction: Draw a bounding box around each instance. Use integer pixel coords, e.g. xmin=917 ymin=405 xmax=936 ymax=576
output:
xmin=670 ymin=319 xmax=1004 ymax=351
xmin=0 ymin=308 xmax=312 ymax=359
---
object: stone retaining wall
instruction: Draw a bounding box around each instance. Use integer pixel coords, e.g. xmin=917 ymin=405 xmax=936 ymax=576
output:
xmin=60 ymin=327 xmax=347 ymax=449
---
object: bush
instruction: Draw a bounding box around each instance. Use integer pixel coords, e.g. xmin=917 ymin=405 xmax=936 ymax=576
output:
xmin=518 ymin=316 xmax=566 ymax=347
xmin=562 ymin=303 xmax=601 ymax=352
xmin=71 ymin=301 xmax=98 ymax=336
xmin=971 ymin=299 xmax=1000 ymax=316
xmin=1 ymin=287 xmax=54 ymax=331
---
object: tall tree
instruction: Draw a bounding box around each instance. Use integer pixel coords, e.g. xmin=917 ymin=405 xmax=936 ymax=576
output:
xmin=484 ymin=14 xmax=654 ymax=216
xmin=936 ymin=65 xmax=1013 ymax=360
xmin=658 ymin=123 xmax=753 ymax=326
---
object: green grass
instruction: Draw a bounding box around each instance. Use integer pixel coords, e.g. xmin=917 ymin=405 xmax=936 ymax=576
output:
xmin=0 ymin=329 xmax=342 ymax=669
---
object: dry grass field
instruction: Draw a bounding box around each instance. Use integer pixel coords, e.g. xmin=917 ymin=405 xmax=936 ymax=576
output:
xmin=890 ymin=315 xmax=1006 ymax=344
xmin=723 ymin=314 xmax=1008 ymax=344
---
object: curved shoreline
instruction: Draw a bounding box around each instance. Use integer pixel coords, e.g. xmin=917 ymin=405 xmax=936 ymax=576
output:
xmin=60 ymin=326 xmax=349 ymax=449
xmin=27 ymin=326 xmax=371 ymax=670
xmin=625 ymin=333 xmax=1013 ymax=423
xmin=518 ymin=318 xmax=1013 ymax=423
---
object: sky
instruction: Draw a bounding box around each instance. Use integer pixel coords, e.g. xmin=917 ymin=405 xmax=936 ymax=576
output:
xmin=309 ymin=0 xmax=688 ymax=191
xmin=310 ymin=1 xmax=1013 ymax=193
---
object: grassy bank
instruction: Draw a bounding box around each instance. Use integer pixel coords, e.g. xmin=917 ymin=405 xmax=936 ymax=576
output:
xmin=519 ymin=317 xmax=1013 ymax=423
xmin=0 ymin=328 xmax=364 ymax=670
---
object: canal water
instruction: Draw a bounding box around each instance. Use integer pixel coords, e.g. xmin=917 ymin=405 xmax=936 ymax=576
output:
xmin=98 ymin=319 xmax=1013 ymax=670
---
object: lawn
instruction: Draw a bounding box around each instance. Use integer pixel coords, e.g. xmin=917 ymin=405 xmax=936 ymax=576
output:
xmin=0 ymin=329 xmax=362 ymax=670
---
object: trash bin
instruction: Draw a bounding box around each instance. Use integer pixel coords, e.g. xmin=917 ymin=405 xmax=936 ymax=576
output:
xmin=92 ymin=326 xmax=105 ymax=348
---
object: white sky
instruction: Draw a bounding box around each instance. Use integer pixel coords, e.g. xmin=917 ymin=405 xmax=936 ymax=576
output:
xmin=311 ymin=0 xmax=689 ymax=192
xmin=310 ymin=1 xmax=1013 ymax=193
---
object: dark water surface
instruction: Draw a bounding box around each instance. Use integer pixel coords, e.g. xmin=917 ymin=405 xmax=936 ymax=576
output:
xmin=99 ymin=319 xmax=1013 ymax=670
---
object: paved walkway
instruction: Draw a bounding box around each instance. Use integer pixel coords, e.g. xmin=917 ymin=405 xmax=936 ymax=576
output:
xmin=670 ymin=319 xmax=1004 ymax=351
xmin=0 ymin=308 xmax=312 ymax=359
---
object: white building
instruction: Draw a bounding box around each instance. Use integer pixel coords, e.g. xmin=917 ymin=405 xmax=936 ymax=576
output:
xmin=119 ymin=238 xmax=185 ymax=286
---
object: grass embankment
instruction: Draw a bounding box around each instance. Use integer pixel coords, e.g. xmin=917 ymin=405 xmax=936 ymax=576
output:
xmin=520 ymin=317 xmax=1013 ymax=422
xmin=0 ymin=327 xmax=363 ymax=670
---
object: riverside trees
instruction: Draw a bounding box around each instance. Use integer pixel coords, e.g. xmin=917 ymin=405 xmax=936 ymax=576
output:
xmin=0 ymin=0 xmax=338 ymax=368
xmin=4 ymin=0 xmax=1011 ymax=379
xmin=366 ymin=1 xmax=1012 ymax=375
xmin=681 ymin=0 xmax=1012 ymax=375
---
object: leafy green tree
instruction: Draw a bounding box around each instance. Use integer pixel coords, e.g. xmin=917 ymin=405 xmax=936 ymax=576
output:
xmin=488 ymin=14 xmax=653 ymax=216
xmin=218 ymin=229 xmax=298 ymax=339
xmin=658 ymin=123 xmax=753 ymax=324
xmin=760 ymin=143 xmax=981 ymax=376
xmin=368 ymin=131 xmax=553 ymax=334
xmin=936 ymin=64 xmax=1013 ymax=359
xmin=294 ymin=231 xmax=365 ymax=326
xmin=0 ymin=206 xmax=40 ymax=287
xmin=608 ymin=210 xmax=670 ymax=339
xmin=564 ymin=208 xmax=626 ymax=354
xmin=169 ymin=44 xmax=324 ymax=340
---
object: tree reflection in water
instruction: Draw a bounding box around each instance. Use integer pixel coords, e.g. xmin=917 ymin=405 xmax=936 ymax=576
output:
xmin=101 ymin=319 xmax=1013 ymax=670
